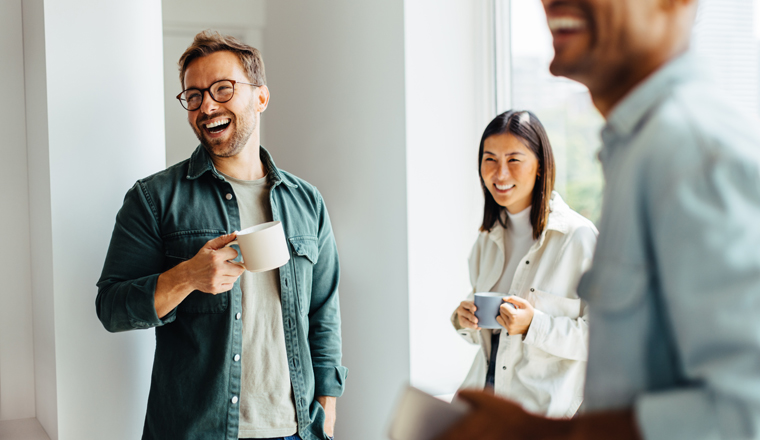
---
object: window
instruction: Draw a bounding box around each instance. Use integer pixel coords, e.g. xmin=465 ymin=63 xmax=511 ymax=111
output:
xmin=503 ymin=0 xmax=760 ymax=224
xmin=692 ymin=0 xmax=760 ymax=119
xmin=505 ymin=0 xmax=605 ymax=223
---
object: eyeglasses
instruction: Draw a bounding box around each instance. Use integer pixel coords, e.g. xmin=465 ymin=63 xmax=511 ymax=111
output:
xmin=176 ymin=79 xmax=261 ymax=111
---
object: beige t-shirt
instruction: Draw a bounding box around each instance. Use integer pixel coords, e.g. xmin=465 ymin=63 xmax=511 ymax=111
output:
xmin=221 ymin=172 xmax=297 ymax=439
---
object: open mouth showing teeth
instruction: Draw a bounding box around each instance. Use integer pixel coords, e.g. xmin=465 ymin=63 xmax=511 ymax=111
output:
xmin=495 ymin=184 xmax=515 ymax=191
xmin=547 ymin=17 xmax=587 ymax=34
xmin=205 ymin=119 xmax=231 ymax=134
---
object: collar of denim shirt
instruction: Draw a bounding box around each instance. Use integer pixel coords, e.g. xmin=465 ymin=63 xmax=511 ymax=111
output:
xmin=185 ymin=144 xmax=298 ymax=188
xmin=599 ymin=52 xmax=709 ymax=162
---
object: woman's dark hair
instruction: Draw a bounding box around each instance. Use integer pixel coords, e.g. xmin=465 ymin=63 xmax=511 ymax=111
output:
xmin=478 ymin=110 xmax=556 ymax=239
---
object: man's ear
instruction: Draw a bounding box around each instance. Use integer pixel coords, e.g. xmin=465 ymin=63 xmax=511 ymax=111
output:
xmin=256 ymin=85 xmax=270 ymax=113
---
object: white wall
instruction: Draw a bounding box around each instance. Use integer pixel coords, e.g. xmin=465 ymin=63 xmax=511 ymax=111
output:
xmin=405 ymin=0 xmax=494 ymax=395
xmin=0 ymin=0 xmax=36 ymax=422
xmin=263 ymin=2 xmax=410 ymax=439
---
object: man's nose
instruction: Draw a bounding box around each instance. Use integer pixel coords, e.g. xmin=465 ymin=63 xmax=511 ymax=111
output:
xmin=200 ymin=90 xmax=218 ymax=114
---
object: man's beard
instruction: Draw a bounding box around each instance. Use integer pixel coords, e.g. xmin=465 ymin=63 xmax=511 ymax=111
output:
xmin=193 ymin=99 xmax=257 ymax=158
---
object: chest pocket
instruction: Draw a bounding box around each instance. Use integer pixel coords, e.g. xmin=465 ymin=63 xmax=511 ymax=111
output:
xmin=164 ymin=229 xmax=229 ymax=314
xmin=526 ymin=289 xmax=583 ymax=319
xmin=289 ymin=236 xmax=319 ymax=314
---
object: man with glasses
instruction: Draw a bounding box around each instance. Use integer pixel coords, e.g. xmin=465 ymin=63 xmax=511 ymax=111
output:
xmin=96 ymin=30 xmax=345 ymax=440
xmin=436 ymin=0 xmax=760 ymax=439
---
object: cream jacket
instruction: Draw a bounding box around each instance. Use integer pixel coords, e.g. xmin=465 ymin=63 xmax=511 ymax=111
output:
xmin=452 ymin=193 xmax=597 ymax=418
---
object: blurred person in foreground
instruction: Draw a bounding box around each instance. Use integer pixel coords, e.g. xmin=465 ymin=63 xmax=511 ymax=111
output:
xmin=452 ymin=110 xmax=597 ymax=418
xmin=437 ymin=0 xmax=760 ymax=439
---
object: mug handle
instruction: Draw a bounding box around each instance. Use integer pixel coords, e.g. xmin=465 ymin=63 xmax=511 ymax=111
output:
xmin=224 ymin=241 xmax=247 ymax=270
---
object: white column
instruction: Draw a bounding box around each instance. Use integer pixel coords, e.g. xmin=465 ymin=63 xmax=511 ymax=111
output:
xmin=21 ymin=0 xmax=166 ymax=438
xmin=0 ymin=0 xmax=35 ymax=422
xmin=23 ymin=0 xmax=57 ymax=435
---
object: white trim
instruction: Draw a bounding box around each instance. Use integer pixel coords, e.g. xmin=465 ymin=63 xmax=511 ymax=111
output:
xmin=493 ymin=0 xmax=512 ymax=114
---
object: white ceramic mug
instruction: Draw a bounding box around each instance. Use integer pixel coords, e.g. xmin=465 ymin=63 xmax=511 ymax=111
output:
xmin=227 ymin=221 xmax=290 ymax=272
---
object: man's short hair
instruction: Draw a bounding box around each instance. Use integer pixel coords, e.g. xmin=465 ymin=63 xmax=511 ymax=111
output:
xmin=178 ymin=30 xmax=266 ymax=89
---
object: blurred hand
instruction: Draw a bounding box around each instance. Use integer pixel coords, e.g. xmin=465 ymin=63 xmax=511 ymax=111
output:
xmin=433 ymin=390 xmax=545 ymax=440
xmin=457 ymin=300 xmax=480 ymax=330
xmin=496 ymin=296 xmax=534 ymax=335
xmin=434 ymin=389 xmax=641 ymax=440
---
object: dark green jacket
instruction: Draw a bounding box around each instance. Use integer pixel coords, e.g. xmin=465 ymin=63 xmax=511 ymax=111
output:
xmin=96 ymin=146 xmax=346 ymax=440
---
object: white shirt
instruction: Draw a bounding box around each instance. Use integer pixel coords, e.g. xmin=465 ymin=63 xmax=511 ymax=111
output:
xmin=494 ymin=206 xmax=536 ymax=295
xmin=452 ymin=192 xmax=597 ymax=418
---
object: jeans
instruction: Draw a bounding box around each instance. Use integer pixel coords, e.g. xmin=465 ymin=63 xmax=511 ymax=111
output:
xmin=485 ymin=331 xmax=500 ymax=389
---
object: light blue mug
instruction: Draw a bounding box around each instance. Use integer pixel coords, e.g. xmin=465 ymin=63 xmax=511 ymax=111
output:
xmin=473 ymin=292 xmax=514 ymax=329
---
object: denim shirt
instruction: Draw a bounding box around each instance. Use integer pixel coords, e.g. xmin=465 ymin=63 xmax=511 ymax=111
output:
xmin=96 ymin=146 xmax=347 ymax=440
xmin=578 ymin=53 xmax=760 ymax=439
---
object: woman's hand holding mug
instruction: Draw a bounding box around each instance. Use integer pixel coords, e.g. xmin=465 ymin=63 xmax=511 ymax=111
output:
xmin=457 ymin=301 xmax=480 ymax=330
xmin=496 ymin=296 xmax=534 ymax=335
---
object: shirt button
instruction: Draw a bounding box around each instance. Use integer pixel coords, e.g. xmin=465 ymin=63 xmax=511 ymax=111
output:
xmin=502 ymin=366 xmax=507 ymax=370
xmin=235 ymin=312 xmax=241 ymax=320
xmin=225 ymin=193 xmax=233 ymax=200
xmin=231 ymin=396 xmax=238 ymax=404
xmin=525 ymin=260 xmax=530 ymax=265
xmin=234 ymin=354 xmax=241 ymax=362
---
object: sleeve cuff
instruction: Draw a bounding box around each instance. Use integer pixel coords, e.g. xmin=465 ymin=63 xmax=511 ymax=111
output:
xmin=125 ymin=274 xmax=175 ymax=328
xmin=451 ymin=308 xmax=480 ymax=344
xmin=314 ymin=365 xmax=348 ymax=397
xmin=522 ymin=308 xmax=548 ymax=346
xmin=635 ymin=388 xmax=719 ymax=440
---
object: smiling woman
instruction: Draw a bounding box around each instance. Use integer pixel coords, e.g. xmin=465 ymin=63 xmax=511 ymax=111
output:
xmin=452 ymin=110 xmax=598 ymax=418
xmin=481 ymin=134 xmax=539 ymax=215
xmin=478 ymin=111 xmax=554 ymax=240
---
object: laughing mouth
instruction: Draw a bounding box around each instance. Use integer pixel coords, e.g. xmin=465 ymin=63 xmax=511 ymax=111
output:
xmin=204 ymin=118 xmax=231 ymax=134
xmin=547 ymin=16 xmax=587 ymax=33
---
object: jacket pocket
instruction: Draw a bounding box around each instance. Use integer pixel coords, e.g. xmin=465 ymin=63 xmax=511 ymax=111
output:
xmin=577 ymin=260 xmax=648 ymax=314
xmin=164 ymin=229 xmax=230 ymax=314
xmin=526 ymin=289 xmax=583 ymax=319
xmin=289 ymin=236 xmax=319 ymax=314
